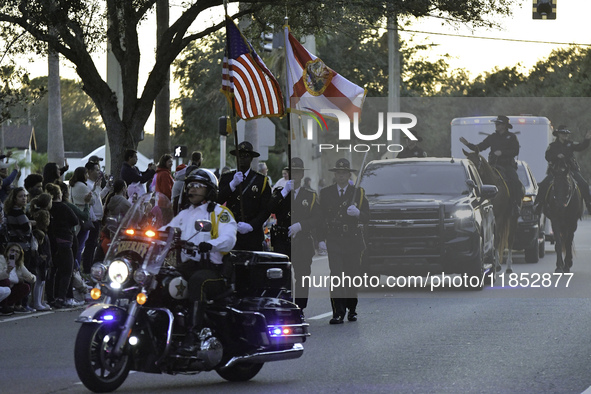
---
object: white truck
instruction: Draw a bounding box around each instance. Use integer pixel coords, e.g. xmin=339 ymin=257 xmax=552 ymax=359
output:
xmin=450 ymin=115 xmax=552 ymax=182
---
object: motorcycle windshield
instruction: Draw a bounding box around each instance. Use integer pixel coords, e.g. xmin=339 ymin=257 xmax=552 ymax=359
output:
xmin=104 ymin=192 xmax=175 ymax=275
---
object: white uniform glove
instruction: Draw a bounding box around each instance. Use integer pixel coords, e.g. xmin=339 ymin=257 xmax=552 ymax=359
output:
xmin=230 ymin=171 xmax=244 ymax=191
xmin=318 ymin=241 xmax=327 ymax=253
xmin=237 ymin=222 xmax=253 ymax=234
xmin=347 ymin=205 xmax=360 ymax=217
xmin=281 ymin=180 xmax=294 ymax=198
xmin=288 ymin=222 xmax=302 ymax=238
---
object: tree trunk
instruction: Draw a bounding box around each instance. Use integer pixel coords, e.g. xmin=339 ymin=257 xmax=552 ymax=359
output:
xmin=47 ymin=49 xmax=65 ymax=167
xmin=154 ymin=0 xmax=171 ymax=162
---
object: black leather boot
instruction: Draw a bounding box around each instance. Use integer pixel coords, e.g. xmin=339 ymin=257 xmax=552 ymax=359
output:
xmin=178 ymin=302 xmax=202 ymax=356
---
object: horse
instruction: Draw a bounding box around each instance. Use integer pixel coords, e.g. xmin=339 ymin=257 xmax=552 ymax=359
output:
xmin=463 ymin=149 xmax=520 ymax=274
xmin=542 ymin=160 xmax=584 ymax=273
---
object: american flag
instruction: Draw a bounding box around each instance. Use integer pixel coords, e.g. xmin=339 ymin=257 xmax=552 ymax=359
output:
xmin=221 ymin=17 xmax=284 ymax=120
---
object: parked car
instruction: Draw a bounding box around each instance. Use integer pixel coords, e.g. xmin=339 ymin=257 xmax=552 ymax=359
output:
xmin=358 ymin=158 xmax=498 ymax=288
xmin=514 ymin=160 xmax=545 ymax=263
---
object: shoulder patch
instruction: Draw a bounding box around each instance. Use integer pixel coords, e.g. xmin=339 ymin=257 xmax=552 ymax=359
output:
xmin=219 ymin=211 xmax=231 ymax=223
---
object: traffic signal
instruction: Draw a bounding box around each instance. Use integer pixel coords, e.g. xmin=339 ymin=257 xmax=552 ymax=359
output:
xmin=219 ymin=116 xmax=230 ymax=136
xmin=173 ymin=145 xmax=187 ymax=158
xmin=533 ymin=0 xmax=556 ymax=20
xmin=261 ymin=32 xmax=273 ymax=52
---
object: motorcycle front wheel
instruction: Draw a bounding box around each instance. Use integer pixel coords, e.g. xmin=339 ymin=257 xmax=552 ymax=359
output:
xmin=74 ymin=324 xmax=131 ymax=393
xmin=216 ymin=362 xmax=264 ymax=382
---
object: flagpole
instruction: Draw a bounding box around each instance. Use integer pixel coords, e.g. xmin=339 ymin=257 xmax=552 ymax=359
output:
xmin=224 ymin=11 xmax=245 ymax=222
xmin=230 ymin=94 xmax=246 ymax=223
xmin=283 ymin=18 xmax=292 ymax=178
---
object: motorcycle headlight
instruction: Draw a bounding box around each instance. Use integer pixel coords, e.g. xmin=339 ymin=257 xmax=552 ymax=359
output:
xmin=91 ymin=263 xmax=107 ymax=282
xmin=108 ymin=259 xmax=131 ymax=285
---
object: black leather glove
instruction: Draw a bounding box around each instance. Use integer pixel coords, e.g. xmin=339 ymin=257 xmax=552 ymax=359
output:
xmin=198 ymin=242 xmax=213 ymax=253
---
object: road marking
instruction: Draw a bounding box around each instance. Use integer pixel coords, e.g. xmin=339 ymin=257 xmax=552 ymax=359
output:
xmin=0 ymin=311 xmax=53 ymax=323
xmin=307 ymin=312 xmax=333 ymax=320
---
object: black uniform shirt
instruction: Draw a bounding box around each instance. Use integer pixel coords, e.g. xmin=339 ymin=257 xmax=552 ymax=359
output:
xmin=545 ymin=138 xmax=590 ymax=172
xmin=469 ymin=132 xmax=520 ymax=167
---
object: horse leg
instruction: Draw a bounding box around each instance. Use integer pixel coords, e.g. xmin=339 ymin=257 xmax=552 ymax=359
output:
xmin=564 ymin=227 xmax=576 ymax=273
xmin=505 ymin=249 xmax=513 ymax=274
xmin=554 ymin=231 xmax=564 ymax=273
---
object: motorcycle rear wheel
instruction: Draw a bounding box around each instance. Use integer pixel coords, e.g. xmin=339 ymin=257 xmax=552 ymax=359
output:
xmin=74 ymin=324 xmax=131 ymax=393
xmin=216 ymin=362 xmax=264 ymax=382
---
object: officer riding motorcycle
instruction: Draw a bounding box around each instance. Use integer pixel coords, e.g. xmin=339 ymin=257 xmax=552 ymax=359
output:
xmin=167 ymin=168 xmax=237 ymax=355
xmin=74 ymin=169 xmax=308 ymax=392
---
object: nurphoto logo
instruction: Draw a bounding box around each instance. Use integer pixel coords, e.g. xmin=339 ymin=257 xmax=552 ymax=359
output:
xmin=303 ymin=109 xmax=418 ymax=153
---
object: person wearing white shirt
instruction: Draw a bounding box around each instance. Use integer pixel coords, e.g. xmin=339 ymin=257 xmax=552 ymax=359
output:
xmin=166 ymin=168 xmax=236 ymax=355
xmin=80 ymin=161 xmax=105 ymax=274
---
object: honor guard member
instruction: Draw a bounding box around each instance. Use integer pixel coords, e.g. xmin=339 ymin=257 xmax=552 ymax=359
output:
xmin=460 ymin=115 xmax=524 ymax=216
xmin=396 ymin=131 xmax=427 ymax=158
xmin=217 ymin=141 xmax=271 ymax=251
xmin=268 ymin=157 xmax=320 ymax=311
xmin=534 ymin=126 xmax=591 ymax=214
xmin=165 ymin=168 xmax=237 ymax=355
xmin=318 ymin=158 xmax=369 ymax=324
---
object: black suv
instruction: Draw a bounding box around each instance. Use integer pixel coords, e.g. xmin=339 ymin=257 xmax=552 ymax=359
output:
xmin=514 ymin=160 xmax=545 ymax=263
xmin=359 ymin=158 xmax=498 ymax=284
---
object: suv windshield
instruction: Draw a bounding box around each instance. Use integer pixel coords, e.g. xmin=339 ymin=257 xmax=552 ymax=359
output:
xmin=360 ymin=162 xmax=469 ymax=196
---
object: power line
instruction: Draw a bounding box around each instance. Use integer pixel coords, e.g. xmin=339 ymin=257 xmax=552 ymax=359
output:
xmin=398 ymin=28 xmax=591 ymax=47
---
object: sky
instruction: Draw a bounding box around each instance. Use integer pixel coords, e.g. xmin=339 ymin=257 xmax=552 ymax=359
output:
xmin=404 ymin=0 xmax=591 ymax=78
xmin=12 ymin=0 xmax=591 ymax=132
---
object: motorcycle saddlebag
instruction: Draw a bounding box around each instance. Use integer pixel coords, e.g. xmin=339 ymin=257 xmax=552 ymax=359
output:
xmin=225 ymin=251 xmax=292 ymax=297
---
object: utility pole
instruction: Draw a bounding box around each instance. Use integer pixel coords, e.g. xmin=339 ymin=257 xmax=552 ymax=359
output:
xmin=388 ymin=12 xmax=401 ymax=151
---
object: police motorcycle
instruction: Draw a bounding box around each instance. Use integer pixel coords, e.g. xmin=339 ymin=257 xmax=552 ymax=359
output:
xmin=74 ymin=192 xmax=309 ymax=392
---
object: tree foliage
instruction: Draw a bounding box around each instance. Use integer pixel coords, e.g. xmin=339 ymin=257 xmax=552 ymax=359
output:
xmin=27 ymin=77 xmax=105 ymax=155
xmin=0 ymin=0 xmax=513 ymax=177
xmin=0 ymin=63 xmax=44 ymax=125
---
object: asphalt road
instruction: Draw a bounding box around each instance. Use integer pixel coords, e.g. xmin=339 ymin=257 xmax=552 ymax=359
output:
xmin=3 ymin=218 xmax=591 ymax=393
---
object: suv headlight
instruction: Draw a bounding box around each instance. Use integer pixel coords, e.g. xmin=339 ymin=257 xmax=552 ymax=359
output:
xmin=453 ymin=208 xmax=473 ymax=220
xmin=108 ymin=259 xmax=131 ymax=285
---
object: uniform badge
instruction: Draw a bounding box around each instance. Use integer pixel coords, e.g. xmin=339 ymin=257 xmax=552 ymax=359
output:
xmin=219 ymin=211 xmax=230 ymax=223
xmin=302 ymin=199 xmax=309 ymax=207
xmin=252 ymin=185 xmax=258 ymax=193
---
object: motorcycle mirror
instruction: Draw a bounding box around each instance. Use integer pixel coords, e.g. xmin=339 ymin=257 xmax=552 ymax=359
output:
xmin=195 ymin=220 xmax=212 ymax=233
xmin=105 ymin=216 xmax=120 ymax=233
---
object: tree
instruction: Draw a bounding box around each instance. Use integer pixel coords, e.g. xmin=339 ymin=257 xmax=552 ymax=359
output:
xmin=0 ymin=0 xmax=512 ymax=177
xmin=27 ymin=77 xmax=106 ymax=155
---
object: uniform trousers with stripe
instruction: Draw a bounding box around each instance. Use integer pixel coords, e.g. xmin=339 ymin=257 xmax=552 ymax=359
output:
xmin=326 ymin=235 xmax=363 ymax=319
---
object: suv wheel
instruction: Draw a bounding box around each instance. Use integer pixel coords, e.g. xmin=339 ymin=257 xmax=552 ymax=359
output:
xmin=524 ymin=239 xmax=540 ymax=263
xmin=463 ymin=241 xmax=484 ymax=291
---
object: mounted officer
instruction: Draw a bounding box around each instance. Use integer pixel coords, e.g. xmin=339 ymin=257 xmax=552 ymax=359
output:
xmin=268 ymin=157 xmax=320 ymax=312
xmin=396 ymin=131 xmax=427 ymax=158
xmin=217 ymin=141 xmax=271 ymax=251
xmin=460 ymin=115 xmax=524 ymax=216
xmin=318 ymin=158 xmax=369 ymax=325
xmin=534 ymin=125 xmax=591 ymax=214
